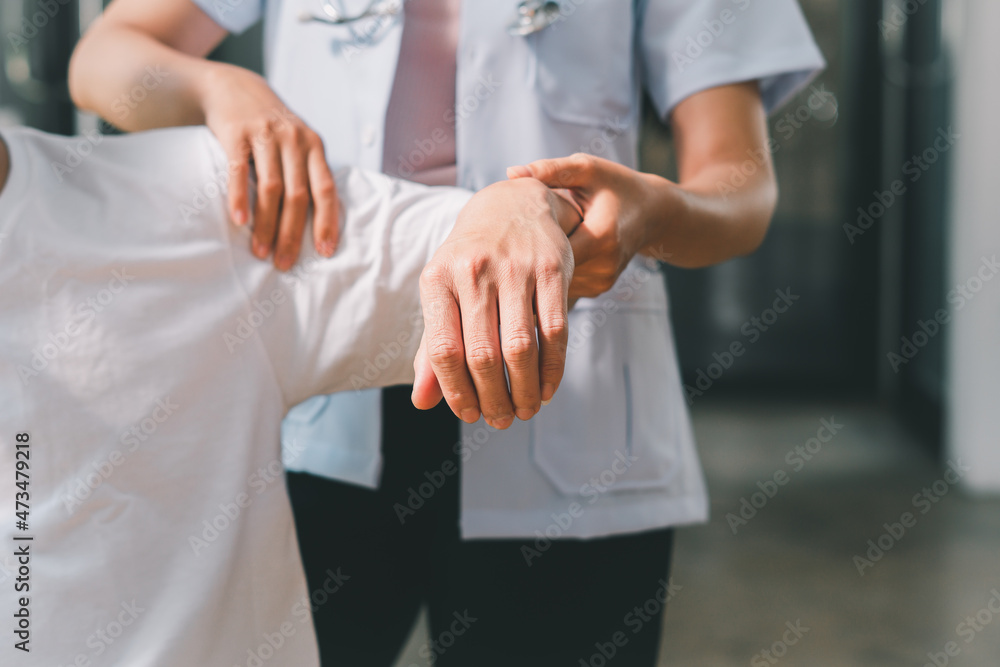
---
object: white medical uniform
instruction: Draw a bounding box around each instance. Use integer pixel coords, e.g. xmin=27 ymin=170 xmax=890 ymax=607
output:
xmin=195 ymin=0 xmax=826 ymax=538
xmin=0 ymin=126 xmax=468 ymax=666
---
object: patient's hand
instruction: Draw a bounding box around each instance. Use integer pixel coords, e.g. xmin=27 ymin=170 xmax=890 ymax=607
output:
xmin=412 ymin=178 xmax=580 ymax=429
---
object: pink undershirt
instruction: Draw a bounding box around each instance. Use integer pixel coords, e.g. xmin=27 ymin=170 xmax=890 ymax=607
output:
xmin=381 ymin=0 xmax=461 ymax=187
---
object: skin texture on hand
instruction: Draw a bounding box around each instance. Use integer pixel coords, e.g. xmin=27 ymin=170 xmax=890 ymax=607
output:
xmin=411 ymin=178 xmax=580 ymax=429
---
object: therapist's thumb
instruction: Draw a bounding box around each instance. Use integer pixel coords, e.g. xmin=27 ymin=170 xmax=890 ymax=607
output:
xmin=411 ymin=334 xmax=444 ymax=410
xmin=508 ymin=154 xmax=597 ymax=190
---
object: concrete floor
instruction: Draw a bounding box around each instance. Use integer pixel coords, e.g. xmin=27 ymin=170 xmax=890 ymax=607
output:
xmin=393 ymin=401 xmax=1000 ymax=666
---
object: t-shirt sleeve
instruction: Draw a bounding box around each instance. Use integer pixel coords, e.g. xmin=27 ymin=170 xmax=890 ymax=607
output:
xmin=234 ymin=168 xmax=472 ymax=408
xmin=639 ymin=0 xmax=827 ymax=118
xmin=190 ymin=0 xmax=263 ymax=34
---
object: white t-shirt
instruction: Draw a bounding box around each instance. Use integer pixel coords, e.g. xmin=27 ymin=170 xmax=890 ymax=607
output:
xmin=0 ymin=126 xmax=469 ymax=666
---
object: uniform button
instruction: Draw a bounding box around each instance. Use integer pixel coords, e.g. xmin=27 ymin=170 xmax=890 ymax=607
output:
xmin=361 ymin=124 xmax=377 ymax=147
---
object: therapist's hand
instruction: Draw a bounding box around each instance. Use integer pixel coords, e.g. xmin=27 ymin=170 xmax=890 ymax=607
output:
xmin=507 ymin=154 xmax=661 ymax=300
xmin=508 ymin=83 xmax=780 ymax=278
xmin=201 ymin=64 xmax=339 ymax=271
xmin=412 ymin=178 xmax=580 ymax=429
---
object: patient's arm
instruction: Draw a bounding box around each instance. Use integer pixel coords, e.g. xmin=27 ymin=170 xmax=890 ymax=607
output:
xmin=0 ymin=127 xmax=576 ymax=426
xmin=244 ymin=165 xmax=577 ymax=422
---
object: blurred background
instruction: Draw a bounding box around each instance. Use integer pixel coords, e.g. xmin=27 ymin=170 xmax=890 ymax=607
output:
xmin=2 ymin=0 xmax=997 ymax=664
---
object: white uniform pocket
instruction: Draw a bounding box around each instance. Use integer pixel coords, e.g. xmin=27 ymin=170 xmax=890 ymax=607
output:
xmin=529 ymin=0 xmax=635 ymax=127
xmin=530 ymin=264 xmax=681 ymax=496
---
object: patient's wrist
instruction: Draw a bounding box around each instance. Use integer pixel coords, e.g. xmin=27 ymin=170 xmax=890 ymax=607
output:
xmin=549 ymin=188 xmax=583 ymax=236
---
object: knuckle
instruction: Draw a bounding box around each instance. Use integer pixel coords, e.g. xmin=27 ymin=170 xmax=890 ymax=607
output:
xmin=501 ymin=333 xmax=536 ymax=364
xmin=540 ymin=313 xmax=569 ymax=340
xmin=304 ymin=129 xmax=324 ymax=148
xmin=259 ymin=178 xmax=284 ymax=197
xmin=458 ymin=253 xmax=491 ymax=281
xmin=278 ymin=236 xmax=302 ymax=254
xmin=536 ymin=255 xmax=565 ymax=278
xmin=465 ymin=344 xmax=502 ymax=373
xmin=313 ymin=178 xmax=336 ymax=200
xmin=443 ymin=389 xmax=477 ymax=410
xmin=419 ymin=261 xmax=449 ymax=290
xmin=254 ymin=120 xmax=276 ymax=141
xmin=427 ymin=339 xmax=465 ymax=367
xmin=279 ymin=121 xmax=304 ymax=139
xmin=285 ymin=186 xmax=309 ymax=206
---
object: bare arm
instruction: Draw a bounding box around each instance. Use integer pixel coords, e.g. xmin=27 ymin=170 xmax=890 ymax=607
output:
xmin=655 ymin=81 xmax=777 ymax=266
xmin=68 ymin=0 xmax=226 ymax=130
xmin=69 ymin=0 xmax=339 ymax=270
xmin=509 ymin=82 xmax=778 ymax=297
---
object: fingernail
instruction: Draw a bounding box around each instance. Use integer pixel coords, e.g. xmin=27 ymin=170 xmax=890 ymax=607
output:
xmin=319 ymin=241 xmax=336 ymax=257
xmin=252 ymin=239 xmax=268 ymax=259
xmin=541 ymin=384 xmax=555 ymax=403
xmin=233 ymin=209 xmax=247 ymax=226
xmin=541 ymin=398 xmax=552 ymax=407
xmin=276 ymin=253 xmax=292 ymax=271
xmin=516 ymin=408 xmax=535 ymax=421
xmin=460 ymin=408 xmax=480 ymax=424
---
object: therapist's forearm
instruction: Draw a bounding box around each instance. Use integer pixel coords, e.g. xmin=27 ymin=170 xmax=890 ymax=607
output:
xmin=638 ymin=163 xmax=777 ymax=269
xmin=644 ymin=80 xmax=777 ymax=268
xmin=69 ymin=23 xmax=220 ymax=130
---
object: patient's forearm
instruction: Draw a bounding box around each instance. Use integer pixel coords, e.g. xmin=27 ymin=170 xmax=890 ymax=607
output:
xmin=266 ymin=172 xmax=576 ymax=425
xmin=257 ymin=166 xmax=472 ymax=406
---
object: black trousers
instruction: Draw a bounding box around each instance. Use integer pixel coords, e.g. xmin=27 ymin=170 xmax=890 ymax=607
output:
xmin=287 ymin=386 xmax=675 ymax=666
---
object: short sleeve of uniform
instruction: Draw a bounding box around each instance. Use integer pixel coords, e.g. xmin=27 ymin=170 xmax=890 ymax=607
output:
xmin=639 ymin=0 xmax=826 ymax=117
xmin=191 ymin=0 xmax=264 ymax=34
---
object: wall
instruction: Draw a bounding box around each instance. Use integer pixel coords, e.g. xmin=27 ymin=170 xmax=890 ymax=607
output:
xmin=945 ymin=0 xmax=1000 ymax=491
